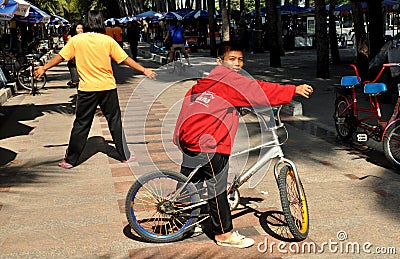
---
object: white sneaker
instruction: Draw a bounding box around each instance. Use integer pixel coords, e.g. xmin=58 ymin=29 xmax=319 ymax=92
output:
xmin=216 ymin=231 xmax=254 ymax=248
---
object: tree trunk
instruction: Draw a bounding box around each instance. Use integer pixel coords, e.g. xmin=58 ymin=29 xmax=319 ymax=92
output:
xmin=351 ymin=1 xmax=369 ymax=81
xmin=266 ymin=0 xmax=281 ymax=67
xmin=367 ymin=0 xmax=384 ymax=60
xmin=329 ymin=0 xmax=341 ymax=64
xmin=220 ymin=0 xmax=230 ymax=41
xmin=208 ymin=0 xmax=217 ymax=56
xmin=237 ymin=0 xmax=247 ymax=49
xmin=195 ymin=0 xmax=201 ymax=10
xmin=315 ymin=0 xmax=330 ymax=78
xmin=254 ymin=0 xmax=263 ymax=52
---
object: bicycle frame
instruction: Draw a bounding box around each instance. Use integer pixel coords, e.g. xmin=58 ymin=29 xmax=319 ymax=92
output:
xmin=228 ymin=106 xmax=302 ymax=196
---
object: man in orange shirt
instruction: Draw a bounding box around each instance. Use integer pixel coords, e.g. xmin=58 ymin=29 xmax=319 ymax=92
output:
xmin=35 ymin=10 xmax=156 ymax=169
xmin=105 ymin=21 xmax=114 ymax=38
xmin=113 ymin=20 xmax=123 ymax=47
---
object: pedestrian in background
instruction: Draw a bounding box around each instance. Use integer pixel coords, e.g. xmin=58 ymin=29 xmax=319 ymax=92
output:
xmin=66 ymin=22 xmax=85 ymax=88
xmin=127 ymin=21 xmax=142 ymax=61
xmin=34 ymin=10 xmax=157 ymax=169
xmin=113 ymin=20 xmax=123 ymax=47
xmin=164 ymin=20 xmax=191 ymax=66
xmin=105 ymin=21 xmax=114 ymax=38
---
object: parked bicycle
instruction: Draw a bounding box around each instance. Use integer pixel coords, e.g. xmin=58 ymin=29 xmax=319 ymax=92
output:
xmin=334 ymin=63 xmax=400 ymax=168
xmin=125 ymin=105 xmax=309 ymax=243
xmin=17 ymin=54 xmax=47 ymax=94
xmin=0 ymin=52 xmax=19 ymax=83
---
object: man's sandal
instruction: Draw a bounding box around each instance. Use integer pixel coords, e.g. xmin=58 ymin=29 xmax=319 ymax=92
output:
xmin=216 ymin=231 xmax=254 ymax=248
xmin=58 ymin=159 xmax=73 ymax=169
xmin=122 ymin=155 xmax=136 ymax=163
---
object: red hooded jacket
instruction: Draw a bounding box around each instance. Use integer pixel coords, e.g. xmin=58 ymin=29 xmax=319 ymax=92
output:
xmin=173 ymin=65 xmax=296 ymax=155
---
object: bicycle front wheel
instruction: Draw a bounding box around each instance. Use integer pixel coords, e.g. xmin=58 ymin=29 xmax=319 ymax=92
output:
xmin=278 ymin=165 xmax=309 ymax=241
xmin=17 ymin=65 xmax=46 ymax=91
xmin=383 ymin=122 xmax=400 ymax=169
xmin=125 ymin=170 xmax=201 ymax=243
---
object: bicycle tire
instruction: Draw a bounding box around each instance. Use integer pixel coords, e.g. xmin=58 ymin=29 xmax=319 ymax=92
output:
xmin=334 ymin=96 xmax=356 ymax=140
xmin=278 ymin=165 xmax=309 ymax=241
xmin=173 ymin=51 xmax=185 ymax=72
xmin=17 ymin=65 xmax=47 ymax=91
xmin=383 ymin=122 xmax=400 ymax=169
xmin=125 ymin=170 xmax=201 ymax=243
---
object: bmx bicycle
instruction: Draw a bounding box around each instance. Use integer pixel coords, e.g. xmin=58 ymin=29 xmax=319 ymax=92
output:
xmin=334 ymin=63 xmax=400 ymax=168
xmin=17 ymin=54 xmax=47 ymax=95
xmin=166 ymin=47 xmax=185 ymax=73
xmin=125 ymin=105 xmax=309 ymax=243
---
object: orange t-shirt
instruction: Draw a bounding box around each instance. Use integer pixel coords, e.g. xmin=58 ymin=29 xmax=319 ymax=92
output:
xmin=113 ymin=26 xmax=123 ymax=42
xmin=105 ymin=27 xmax=114 ymax=38
xmin=59 ymin=32 xmax=128 ymax=91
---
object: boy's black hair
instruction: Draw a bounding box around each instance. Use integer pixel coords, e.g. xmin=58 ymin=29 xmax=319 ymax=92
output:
xmin=217 ymin=41 xmax=244 ymax=58
xmin=85 ymin=10 xmax=106 ymax=34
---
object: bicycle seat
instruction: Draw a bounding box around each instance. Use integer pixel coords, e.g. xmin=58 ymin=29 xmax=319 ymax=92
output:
xmin=364 ymin=83 xmax=387 ymax=95
xmin=341 ymin=76 xmax=360 ymax=87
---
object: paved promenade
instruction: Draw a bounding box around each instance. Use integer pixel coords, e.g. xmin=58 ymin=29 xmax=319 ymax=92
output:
xmin=0 ymin=45 xmax=399 ymax=258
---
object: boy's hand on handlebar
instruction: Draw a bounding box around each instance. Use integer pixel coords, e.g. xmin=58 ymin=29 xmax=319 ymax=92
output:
xmin=296 ymin=84 xmax=313 ymax=98
xmin=34 ymin=66 xmax=45 ymax=79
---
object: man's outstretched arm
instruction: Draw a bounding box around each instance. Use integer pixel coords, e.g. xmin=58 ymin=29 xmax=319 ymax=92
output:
xmin=34 ymin=54 xmax=65 ymax=79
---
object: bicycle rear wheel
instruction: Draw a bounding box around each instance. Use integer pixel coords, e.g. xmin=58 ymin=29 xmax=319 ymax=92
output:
xmin=125 ymin=170 xmax=201 ymax=243
xmin=334 ymin=96 xmax=356 ymax=140
xmin=17 ymin=65 xmax=47 ymax=91
xmin=383 ymin=122 xmax=400 ymax=168
xmin=278 ymin=165 xmax=309 ymax=241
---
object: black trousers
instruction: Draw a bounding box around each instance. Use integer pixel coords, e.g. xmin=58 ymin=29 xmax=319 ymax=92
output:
xmin=180 ymin=150 xmax=233 ymax=235
xmin=65 ymin=89 xmax=130 ymax=165
xmin=129 ymin=41 xmax=138 ymax=61
xmin=67 ymin=60 xmax=79 ymax=84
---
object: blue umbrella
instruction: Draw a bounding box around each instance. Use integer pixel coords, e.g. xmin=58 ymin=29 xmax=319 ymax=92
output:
xmin=176 ymin=8 xmax=193 ymax=17
xmin=184 ymin=10 xmax=219 ymax=19
xmin=14 ymin=2 xmax=50 ymax=23
xmin=136 ymin=10 xmax=162 ymax=20
xmin=280 ymin=4 xmax=308 ymax=15
xmin=162 ymin=11 xmax=182 ymax=21
xmin=50 ymin=14 xmax=69 ymax=24
xmin=0 ymin=0 xmax=18 ymax=17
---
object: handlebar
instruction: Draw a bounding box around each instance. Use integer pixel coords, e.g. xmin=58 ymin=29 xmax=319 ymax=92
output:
xmin=350 ymin=63 xmax=400 ymax=84
xmin=239 ymin=105 xmax=284 ymax=129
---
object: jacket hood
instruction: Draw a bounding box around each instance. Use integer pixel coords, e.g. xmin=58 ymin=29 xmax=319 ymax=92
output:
xmin=190 ymin=65 xmax=236 ymax=96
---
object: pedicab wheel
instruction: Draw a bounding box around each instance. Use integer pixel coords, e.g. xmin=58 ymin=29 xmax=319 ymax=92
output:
xmin=278 ymin=165 xmax=309 ymax=241
xmin=125 ymin=170 xmax=201 ymax=243
xmin=383 ymin=122 xmax=400 ymax=169
xmin=334 ymin=96 xmax=356 ymax=140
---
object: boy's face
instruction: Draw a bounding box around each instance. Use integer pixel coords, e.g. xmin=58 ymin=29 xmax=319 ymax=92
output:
xmin=217 ymin=50 xmax=244 ymax=72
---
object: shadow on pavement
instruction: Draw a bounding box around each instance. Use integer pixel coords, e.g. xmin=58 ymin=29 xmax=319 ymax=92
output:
xmin=0 ymin=147 xmax=17 ymax=166
xmin=76 ymin=136 xmax=123 ymax=164
xmin=0 ymin=102 xmax=76 ymax=140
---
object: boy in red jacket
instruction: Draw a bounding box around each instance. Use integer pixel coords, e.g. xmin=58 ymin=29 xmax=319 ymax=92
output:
xmin=173 ymin=41 xmax=313 ymax=248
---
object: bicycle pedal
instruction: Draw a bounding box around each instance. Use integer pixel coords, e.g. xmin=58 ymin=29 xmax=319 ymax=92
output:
xmin=356 ymin=133 xmax=368 ymax=142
